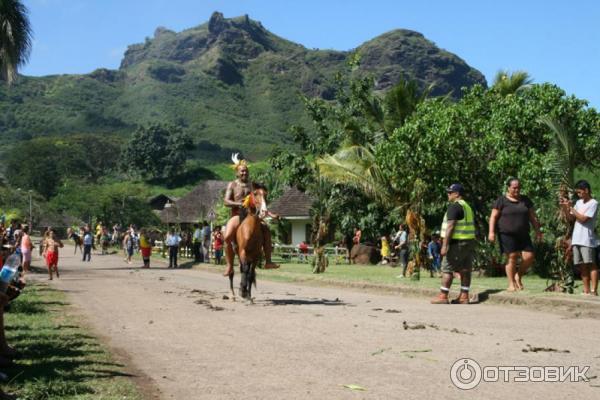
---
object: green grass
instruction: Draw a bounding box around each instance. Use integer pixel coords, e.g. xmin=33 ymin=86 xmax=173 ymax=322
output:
xmin=199 ymin=258 xmax=576 ymax=298
xmin=3 ymin=284 xmax=142 ymax=400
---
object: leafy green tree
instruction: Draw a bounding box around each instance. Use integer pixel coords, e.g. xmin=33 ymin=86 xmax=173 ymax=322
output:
xmin=50 ymin=182 xmax=159 ymax=228
xmin=121 ymin=124 xmax=193 ymax=180
xmin=269 ymin=73 xmax=398 ymax=250
xmin=378 ymin=83 xmax=600 ymax=227
xmin=0 ymin=0 xmax=32 ymax=84
xmin=4 ymin=135 xmax=122 ymax=198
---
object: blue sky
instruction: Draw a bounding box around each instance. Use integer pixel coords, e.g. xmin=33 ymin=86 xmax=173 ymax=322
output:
xmin=22 ymin=0 xmax=600 ymax=109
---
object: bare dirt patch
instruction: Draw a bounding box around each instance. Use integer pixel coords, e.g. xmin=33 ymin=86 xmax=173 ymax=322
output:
xmin=27 ymin=249 xmax=600 ymax=399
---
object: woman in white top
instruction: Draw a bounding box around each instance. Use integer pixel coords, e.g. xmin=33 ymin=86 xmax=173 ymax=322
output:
xmin=561 ymin=180 xmax=598 ymax=295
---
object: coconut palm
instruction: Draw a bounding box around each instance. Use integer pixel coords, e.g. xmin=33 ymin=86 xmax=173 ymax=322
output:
xmin=492 ymin=69 xmax=533 ymax=96
xmin=317 ymin=145 xmax=397 ymax=209
xmin=541 ymin=116 xmax=576 ymax=191
xmin=539 ymin=116 xmax=577 ymax=293
xmin=384 ymin=78 xmax=434 ymax=134
xmin=0 ymin=0 xmax=33 ymax=84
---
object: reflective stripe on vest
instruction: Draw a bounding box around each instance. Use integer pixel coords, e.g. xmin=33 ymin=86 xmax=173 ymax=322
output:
xmin=440 ymin=199 xmax=476 ymax=240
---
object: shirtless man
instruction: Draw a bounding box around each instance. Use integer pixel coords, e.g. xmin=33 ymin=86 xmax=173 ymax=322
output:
xmin=223 ymin=157 xmax=279 ymax=276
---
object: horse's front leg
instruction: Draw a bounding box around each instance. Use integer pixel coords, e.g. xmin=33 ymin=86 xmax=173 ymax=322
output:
xmin=247 ymin=264 xmax=256 ymax=303
xmin=228 ymin=270 xmax=235 ymax=301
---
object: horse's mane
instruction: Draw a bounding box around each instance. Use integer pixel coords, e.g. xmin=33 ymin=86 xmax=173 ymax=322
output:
xmin=239 ymin=206 xmax=249 ymax=224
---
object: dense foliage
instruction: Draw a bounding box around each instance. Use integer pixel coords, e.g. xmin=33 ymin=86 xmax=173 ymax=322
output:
xmin=378 ymin=83 xmax=600 ymax=222
xmin=4 ymin=134 xmax=122 ymax=198
xmin=270 ymin=73 xmax=402 ymax=244
xmin=120 ymin=124 xmax=192 ymax=180
xmin=49 ymin=181 xmax=160 ymax=228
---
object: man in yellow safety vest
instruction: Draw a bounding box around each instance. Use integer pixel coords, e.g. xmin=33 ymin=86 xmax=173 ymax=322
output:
xmin=431 ymin=183 xmax=476 ymax=304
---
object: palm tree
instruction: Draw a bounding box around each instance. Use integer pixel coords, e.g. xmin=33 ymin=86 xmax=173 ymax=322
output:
xmin=383 ymin=78 xmax=434 ymax=134
xmin=492 ymin=70 xmax=533 ymax=96
xmin=316 ymin=77 xmax=433 ymax=207
xmin=539 ymin=116 xmax=576 ymax=293
xmin=317 ymin=145 xmax=396 ymax=209
xmin=0 ymin=0 xmax=33 ymax=84
xmin=315 ymin=78 xmax=437 ymax=277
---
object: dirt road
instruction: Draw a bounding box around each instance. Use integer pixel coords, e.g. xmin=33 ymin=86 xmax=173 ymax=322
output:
xmin=29 ymin=249 xmax=600 ymax=399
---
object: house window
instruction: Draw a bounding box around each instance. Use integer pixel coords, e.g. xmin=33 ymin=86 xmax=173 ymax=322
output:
xmin=305 ymin=224 xmax=311 ymax=243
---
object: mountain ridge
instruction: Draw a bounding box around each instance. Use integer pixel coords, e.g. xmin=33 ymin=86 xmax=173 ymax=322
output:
xmin=0 ymin=11 xmax=487 ymax=159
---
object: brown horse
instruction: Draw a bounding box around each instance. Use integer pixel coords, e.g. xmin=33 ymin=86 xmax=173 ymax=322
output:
xmin=230 ymin=187 xmax=268 ymax=301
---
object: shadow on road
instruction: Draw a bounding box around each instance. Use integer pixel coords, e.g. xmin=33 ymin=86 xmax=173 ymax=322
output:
xmin=476 ymin=289 xmax=504 ymax=303
xmin=264 ymin=298 xmax=346 ymax=306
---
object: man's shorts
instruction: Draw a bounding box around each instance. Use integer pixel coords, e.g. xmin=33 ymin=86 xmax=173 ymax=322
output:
xmin=441 ymin=240 xmax=475 ymax=273
xmin=572 ymin=245 xmax=596 ymax=265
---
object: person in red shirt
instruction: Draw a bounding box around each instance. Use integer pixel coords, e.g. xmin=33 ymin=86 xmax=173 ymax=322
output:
xmin=212 ymin=226 xmax=224 ymax=265
xmin=298 ymin=241 xmax=309 ymax=263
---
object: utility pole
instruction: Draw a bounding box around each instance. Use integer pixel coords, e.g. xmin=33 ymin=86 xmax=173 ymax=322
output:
xmin=28 ymin=190 xmax=33 ymax=229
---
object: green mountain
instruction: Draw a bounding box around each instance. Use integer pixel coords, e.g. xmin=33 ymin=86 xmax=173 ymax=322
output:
xmin=0 ymin=12 xmax=486 ymax=159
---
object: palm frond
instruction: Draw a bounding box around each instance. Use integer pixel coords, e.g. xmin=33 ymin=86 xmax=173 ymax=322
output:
xmin=316 ymin=149 xmax=395 ymax=208
xmin=0 ymin=0 xmax=33 ymax=84
xmin=492 ymin=70 xmax=533 ymax=96
xmin=539 ymin=116 xmax=576 ymax=190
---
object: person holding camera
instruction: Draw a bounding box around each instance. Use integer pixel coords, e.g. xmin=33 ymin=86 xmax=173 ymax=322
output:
xmin=561 ymin=180 xmax=598 ymax=295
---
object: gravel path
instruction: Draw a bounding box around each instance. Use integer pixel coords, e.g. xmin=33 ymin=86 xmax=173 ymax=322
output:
xmin=29 ymin=248 xmax=600 ymax=399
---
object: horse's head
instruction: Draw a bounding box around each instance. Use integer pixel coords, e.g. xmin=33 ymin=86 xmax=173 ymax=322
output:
xmin=242 ymin=187 xmax=268 ymax=218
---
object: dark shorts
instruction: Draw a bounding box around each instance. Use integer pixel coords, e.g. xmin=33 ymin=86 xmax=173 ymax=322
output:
xmin=441 ymin=240 xmax=475 ymax=273
xmin=498 ymin=232 xmax=534 ymax=254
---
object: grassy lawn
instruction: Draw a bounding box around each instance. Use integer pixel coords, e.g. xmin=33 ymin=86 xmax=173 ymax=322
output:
xmin=3 ymin=283 xmax=142 ymax=400
xmin=200 ymin=258 xmax=579 ymax=299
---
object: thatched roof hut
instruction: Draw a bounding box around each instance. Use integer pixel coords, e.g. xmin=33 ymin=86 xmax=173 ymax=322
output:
xmin=148 ymin=194 xmax=179 ymax=211
xmin=159 ymin=180 xmax=228 ymax=224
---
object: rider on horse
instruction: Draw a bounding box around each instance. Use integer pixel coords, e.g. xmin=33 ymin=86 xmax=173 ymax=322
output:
xmin=223 ymin=154 xmax=280 ymax=276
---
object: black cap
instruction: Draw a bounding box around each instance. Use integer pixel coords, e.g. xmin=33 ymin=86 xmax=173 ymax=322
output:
xmin=446 ymin=183 xmax=464 ymax=194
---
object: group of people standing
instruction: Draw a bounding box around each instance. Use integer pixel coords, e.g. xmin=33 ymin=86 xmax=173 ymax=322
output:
xmin=0 ymin=222 xmax=33 ymax=276
xmin=432 ymin=178 xmax=598 ymax=304
xmin=167 ymin=224 xmax=224 ymax=269
xmin=0 ymin=222 xmax=62 ymax=281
